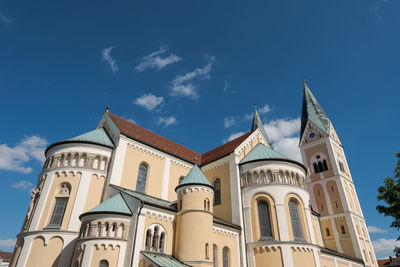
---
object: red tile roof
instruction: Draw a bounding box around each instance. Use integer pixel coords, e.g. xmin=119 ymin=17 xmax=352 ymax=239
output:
xmin=201 ymin=131 xmax=253 ymax=165
xmin=378 ymin=259 xmax=391 ymax=267
xmin=107 ymin=113 xmax=252 ymax=165
xmin=0 ymin=250 xmax=12 ymax=262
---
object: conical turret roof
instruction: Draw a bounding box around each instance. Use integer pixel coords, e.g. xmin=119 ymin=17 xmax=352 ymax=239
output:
xmin=69 ymin=128 xmax=114 ymax=147
xmin=240 ymin=143 xmax=288 ymax=164
xmin=300 ymin=82 xmax=331 ymax=140
xmin=251 ymin=105 xmax=272 ymax=147
xmin=175 ymin=163 xmax=212 ymax=191
xmin=82 ymin=193 xmax=132 ymax=217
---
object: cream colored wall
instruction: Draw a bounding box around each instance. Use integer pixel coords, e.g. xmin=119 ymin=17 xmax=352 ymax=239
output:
xmin=253 ymin=247 xmax=283 ymax=267
xmin=168 ymin=162 xmax=190 ymax=201
xmin=212 ymin=230 xmax=239 ymax=267
xmin=175 ymin=211 xmax=213 ymax=264
xmin=284 ymin=193 xmax=311 ymax=242
xmin=337 ymin=261 xmax=350 ymax=267
xmin=141 ymin=214 xmax=175 ymax=254
xmin=179 ymin=188 xmax=214 ymax=212
xmin=25 ymin=236 xmax=63 ymax=267
xmin=120 ymin=145 xmax=165 ymax=198
xmin=320 ymin=256 xmax=335 ymax=267
xmin=320 ymin=219 xmax=337 ymax=251
xmin=313 ymin=183 xmax=329 ymax=216
xmin=304 ymin=143 xmax=334 ymax=182
xmin=312 ymin=215 xmax=324 ymax=246
xmin=250 ymin=193 xmax=280 ymax=241
xmin=334 ymin=217 xmax=355 ymax=257
xmin=90 ymin=244 xmax=120 ymax=267
xmin=291 ymin=248 xmax=316 ymax=267
xmin=203 ymin=163 xmax=232 ymax=222
xmin=38 ymin=171 xmax=82 ymax=230
xmin=83 ymin=174 xmax=106 ymax=213
xmin=326 ymin=180 xmax=344 ymax=213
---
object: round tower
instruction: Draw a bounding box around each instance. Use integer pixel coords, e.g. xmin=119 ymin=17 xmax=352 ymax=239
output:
xmin=10 ymin=127 xmax=114 ymax=267
xmin=174 ymin=163 xmax=214 ymax=267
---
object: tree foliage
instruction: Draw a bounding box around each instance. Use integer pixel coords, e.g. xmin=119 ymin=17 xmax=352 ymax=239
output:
xmin=376 ymin=152 xmax=400 ymax=256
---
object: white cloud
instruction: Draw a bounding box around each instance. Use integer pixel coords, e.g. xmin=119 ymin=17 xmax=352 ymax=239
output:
xmin=264 ymin=118 xmax=301 ymax=142
xmin=259 ymin=104 xmax=270 ymax=114
xmin=134 ymin=93 xmax=164 ymax=111
xmin=170 ymin=56 xmax=215 ymax=99
xmin=224 ymin=117 xmax=236 ymax=128
xmin=102 ymin=46 xmax=118 ymax=73
xmin=135 ymin=48 xmax=181 ymax=72
xmin=0 ymin=239 xmax=16 ymax=247
xmin=157 ymin=116 xmax=177 ymax=128
xmin=0 ymin=136 xmax=48 ymax=174
xmin=263 ymin=118 xmax=301 ymax=161
xmin=11 ymin=180 xmax=34 ymax=191
xmin=223 ymin=131 xmax=246 ymax=143
xmin=244 ymin=104 xmax=270 ymax=120
xmin=372 ymin=238 xmax=400 ymax=256
xmin=0 ymin=12 xmax=13 ymax=25
xmin=370 ymin=5 xmax=382 ymax=21
xmin=368 ymin=226 xmax=387 ymax=234
xmin=223 ymin=80 xmax=229 ymax=92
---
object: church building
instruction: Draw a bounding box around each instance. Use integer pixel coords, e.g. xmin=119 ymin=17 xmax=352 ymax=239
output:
xmin=9 ymin=82 xmax=377 ymax=267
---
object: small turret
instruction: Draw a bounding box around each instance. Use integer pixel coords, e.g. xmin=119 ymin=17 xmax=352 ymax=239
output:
xmin=174 ymin=163 xmax=214 ymax=267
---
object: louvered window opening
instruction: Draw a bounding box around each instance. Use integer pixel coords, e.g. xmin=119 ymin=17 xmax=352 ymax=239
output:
xmin=223 ymin=247 xmax=229 ymax=267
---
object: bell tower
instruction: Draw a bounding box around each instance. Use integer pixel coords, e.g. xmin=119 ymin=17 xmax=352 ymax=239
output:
xmin=298 ymin=81 xmax=377 ymax=267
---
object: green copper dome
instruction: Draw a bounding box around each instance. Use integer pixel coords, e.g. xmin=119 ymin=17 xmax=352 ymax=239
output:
xmin=300 ymin=82 xmax=331 ymax=140
xmin=175 ymin=164 xmax=212 ymax=191
xmin=240 ymin=143 xmax=288 ymax=164
xmin=83 ymin=193 xmax=132 ymax=217
xmin=69 ymin=128 xmax=114 ymax=147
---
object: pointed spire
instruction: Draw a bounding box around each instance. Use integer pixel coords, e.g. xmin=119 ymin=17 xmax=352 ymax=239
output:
xmin=251 ymin=105 xmax=272 ymax=147
xmin=300 ymin=81 xmax=331 ymax=140
xmin=175 ymin=163 xmax=212 ymax=191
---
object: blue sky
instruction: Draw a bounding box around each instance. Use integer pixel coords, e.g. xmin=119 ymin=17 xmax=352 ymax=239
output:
xmin=1 ymin=0 xmax=399 ymax=258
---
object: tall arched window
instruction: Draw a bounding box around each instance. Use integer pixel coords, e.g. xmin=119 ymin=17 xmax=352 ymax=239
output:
xmin=205 ymin=243 xmax=209 ymax=259
xmin=213 ymin=244 xmax=218 ymax=267
xmin=159 ymin=232 xmax=165 ymax=253
xmin=99 ymin=260 xmax=109 ymax=267
xmin=257 ymin=200 xmax=273 ymax=240
xmin=136 ymin=163 xmax=148 ymax=193
xmin=289 ymin=199 xmax=304 ymax=240
xmin=222 ymin=247 xmax=230 ymax=267
xmin=214 ymin=178 xmax=221 ymax=205
xmin=49 ymin=183 xmax=70 ymax=227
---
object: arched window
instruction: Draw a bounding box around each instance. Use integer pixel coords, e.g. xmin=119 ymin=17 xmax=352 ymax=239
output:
xmin=136 ymin=163 xmax=148 ymax=193
xmin=49 ymin=183 xmax=70 ymax=227
xmin=214 ymin=178 xmax=221 ymax=205
xmin=313 ymin=163 xmax=318 ymax=174
xmin=337 ymin=154 xmax=345 ymax=173
xmin=99 ymin=260 xmax=109 ymax=267
xmin=178 ymin=176 xmax=184 ymax=184
xmin=205 ymin=243 xmax=209 ymax=259
xmin=257 ymin=200 xmax=273 ymax=240
xmin=145 ymin=229 xmax=152 ymax=251
xmin=204 ymin=198 xmax=210 ymax=211
xmin=159 ymin=232 xmax=165 ymax=253
xmin=289 ymin=199 xmax=304 ymax=240
xmin=341 ymin=225 xmax=346 ymax=234
xmin=213 ymin=244 xmax=218 ymax=267
xmin=326 ymin=228 xmax=330 ymax=236
xmin=317 ymin=161 xmax=323 ymax=173
xmin=322 ymin=160 xmax=328 ymax=171
xmin=222 ymin=247 xmax=230 ymax=267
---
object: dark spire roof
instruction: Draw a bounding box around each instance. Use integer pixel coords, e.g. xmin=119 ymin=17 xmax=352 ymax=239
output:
xmin=300 ymin=82 xmax=331 ymax=140
xmin=251 ymin=105 xmax=272 ymax=147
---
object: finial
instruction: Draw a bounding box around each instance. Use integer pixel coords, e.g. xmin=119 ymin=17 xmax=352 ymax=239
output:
xmin=194 ymin=158 xmax=198 ymax=165
xmin=302 ymin=76 xmax=306 ymax=84
xmin=254 ymin=104 xmax=257 ymax=110
xmin=105 ymin=106 xmax=110 ymax=113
